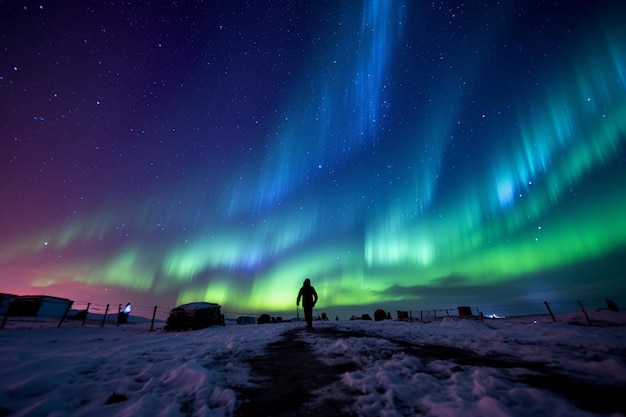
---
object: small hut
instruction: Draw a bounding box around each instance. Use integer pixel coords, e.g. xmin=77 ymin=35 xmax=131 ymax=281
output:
xmin=2 ymin=294 xmax=73 ymax=318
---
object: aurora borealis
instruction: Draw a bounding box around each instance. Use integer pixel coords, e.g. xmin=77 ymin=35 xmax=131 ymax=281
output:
xmin=1 ymin=1 xmax=625 ymax=316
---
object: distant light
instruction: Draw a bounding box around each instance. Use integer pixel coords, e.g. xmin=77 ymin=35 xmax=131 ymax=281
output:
xmin=44 ymin=241 xmax=48 ymax=246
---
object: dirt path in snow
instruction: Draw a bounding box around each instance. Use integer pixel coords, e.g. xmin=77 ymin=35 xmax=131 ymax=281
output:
xmin=235 ymin=325 xmax=626 ymax=416
xmin=235 ymin=327 xmax=357 ymax=417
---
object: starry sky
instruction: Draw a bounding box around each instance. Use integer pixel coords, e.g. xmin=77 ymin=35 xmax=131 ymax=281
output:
xmin=1 ymin=1 xmax=625 ymax=317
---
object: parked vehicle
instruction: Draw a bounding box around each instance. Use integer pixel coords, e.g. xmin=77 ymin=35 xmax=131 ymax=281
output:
xmin=164 ymin=302 xmax=224 ymax=331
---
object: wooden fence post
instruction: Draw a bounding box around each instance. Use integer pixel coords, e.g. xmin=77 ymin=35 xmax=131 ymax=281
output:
xmin=101 ymin=304 xmax=109 ymax=327
xmin=605 ymin=298 xmax=619 ymax=312
xmin=150 ymin=306 xmax=158 ymax=331
xmin=58 ymin=301 xmax=73 ymax=328
xmin=578 ymin=301 xmax=592 ymax=326
xmin=544 ymin=301 xmax=556 ymax=322
xmin=82 ymin=303 xmax=90 ymax=326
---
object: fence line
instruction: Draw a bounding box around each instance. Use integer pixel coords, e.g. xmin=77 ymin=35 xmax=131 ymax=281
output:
xmin=0 ymin=295 xmax=623 ymax=330
xmin=0 ymin=298 xmax=175 ymax=330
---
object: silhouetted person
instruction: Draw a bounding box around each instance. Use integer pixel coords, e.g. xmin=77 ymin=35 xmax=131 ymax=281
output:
xmin=119 ymin=302 xmax=131 ymax=324
xmin=297 ymin=278 xmax=318 ymax=330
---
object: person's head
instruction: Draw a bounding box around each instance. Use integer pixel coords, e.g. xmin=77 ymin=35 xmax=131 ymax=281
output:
xmin=303 ymin=278 xmax=311 ymax=286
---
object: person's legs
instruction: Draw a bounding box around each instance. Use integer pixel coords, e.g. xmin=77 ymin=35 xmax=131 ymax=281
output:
xmin=304 ymin=306 xmax=313 ymax=329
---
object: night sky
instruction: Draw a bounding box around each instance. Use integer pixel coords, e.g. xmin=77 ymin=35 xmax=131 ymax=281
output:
xmin=2 ymin=1 xmax=625 ymax=317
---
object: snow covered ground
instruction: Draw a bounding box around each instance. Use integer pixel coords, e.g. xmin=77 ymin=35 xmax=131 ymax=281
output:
xmin=1 ymin=309 xmax=625 ymax=417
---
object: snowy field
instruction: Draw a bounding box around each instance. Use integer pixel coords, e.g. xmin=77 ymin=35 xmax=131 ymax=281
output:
xmin=1 ymin=310 xmax=625 ymax=417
